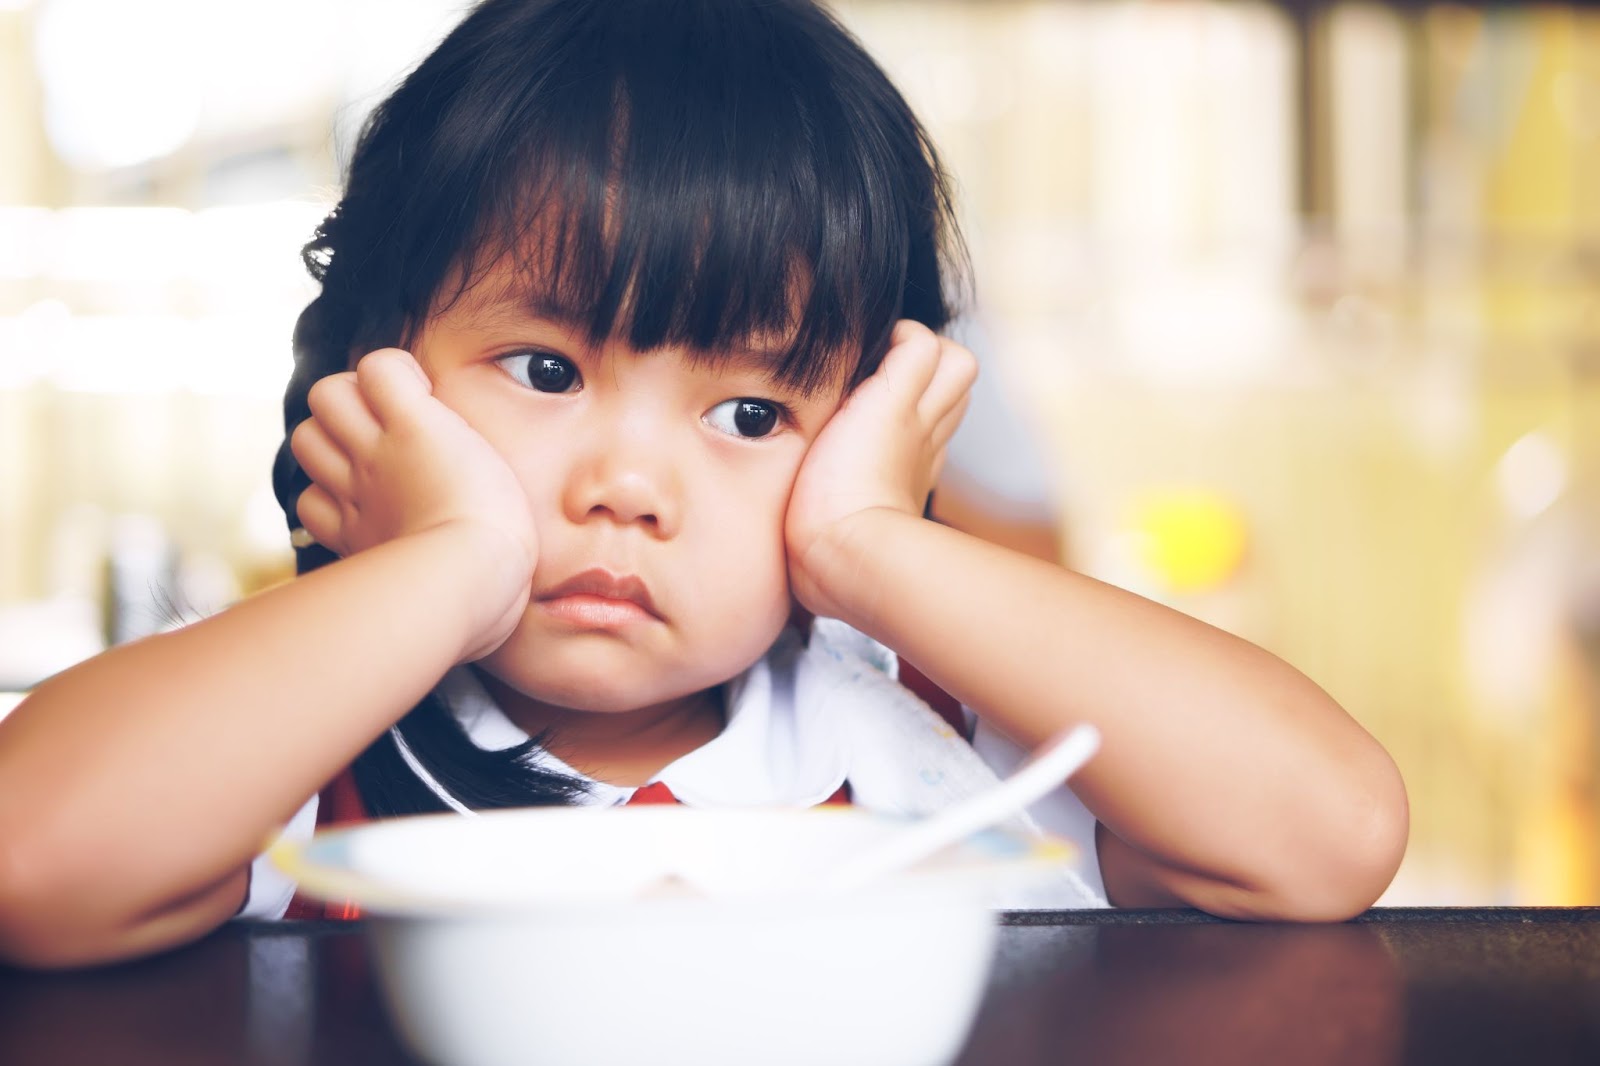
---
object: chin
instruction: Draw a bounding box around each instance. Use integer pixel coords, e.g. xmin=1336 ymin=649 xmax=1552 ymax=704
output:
xmin=481 ymin=624 xmax=786 ymax=713
xmin=485 ymin=662 xmax=713 ymax=715
xmin=540 ymin=682 xmax=674 ymax=714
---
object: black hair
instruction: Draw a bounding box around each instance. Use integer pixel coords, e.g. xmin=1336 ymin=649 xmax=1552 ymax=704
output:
xmin=270 ymin=0 xmax=967 ymax=815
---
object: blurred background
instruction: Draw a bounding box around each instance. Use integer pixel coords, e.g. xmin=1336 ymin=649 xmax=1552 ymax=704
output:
xmin=1 ymin=0 xmax=1597 ymax=906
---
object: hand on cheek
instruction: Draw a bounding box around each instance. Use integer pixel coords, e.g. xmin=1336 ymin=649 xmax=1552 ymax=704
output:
xmin=784 ymin=320 xmax=976 ymax=617
xmin=289 ymin=347 xmax=539 ymax=579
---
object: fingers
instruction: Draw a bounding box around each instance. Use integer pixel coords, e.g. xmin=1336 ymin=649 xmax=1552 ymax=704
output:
xmin=887 ymin=318 xmax=939 ymax=349
xmin=291 ymin=348 xmax=428 ymax=558
xmin=355 ymin=348 xmax=433 ymax=427
xmin=295 ymin=484 xmax=348 ymax=557
xmin=931 ymin=391 xmax=971 ymax=452
xmin=288 ymin=418 xmax=352 ymax=500
xmin=880 ymin=320 xmax=942 ymax=399
xmin=920 ymin=339 xmax=977 ymax=427
xmin=305 ymin=372 xmax=379 ymax=457
xmin=881 ymin=320 xmax=977 ymax=429
xmin=304 ymin=349 xmax=429 ymax=450
xmin=868 ymin=322 xmax=975 ymax=506
xmin=926 ymin=360 xmax=970 ymax=474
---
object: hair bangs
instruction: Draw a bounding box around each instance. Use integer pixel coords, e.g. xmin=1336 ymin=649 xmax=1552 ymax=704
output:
xmin=423 ymin=0 xmax=936 ymax=395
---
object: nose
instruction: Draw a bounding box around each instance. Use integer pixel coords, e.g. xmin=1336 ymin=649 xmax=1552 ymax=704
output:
xmin=561 ymin=423 xmax=681 ymax=537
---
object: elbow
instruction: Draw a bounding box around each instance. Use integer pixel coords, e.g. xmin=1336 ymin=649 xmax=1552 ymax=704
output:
xmin=0 ymin=836 xmax=249 ymax=970
xmin=0 ymin=798 xmax=251 ymax=969
xmin=1342 ymin=776 xmax=1411 ymax=918
xmin=0 ymin=822 xmax=189 ymax=970
xmin=1251 ymin=753 xmax=1412 ymax=923
xmin=1188 ymin=751 xmax=1410 ymax=924
xmin=0 ymin=915 xmax=90 ymax=972
xmin=1268 ymin=811 xmax=1408 ymax=923
xmin=1315 ymin=747 xmax=1410 ymax=921
xmin=0 ymin=820 xmax=134 ymax=968
xmin=0 ymin=829 xmax=89 ymax=968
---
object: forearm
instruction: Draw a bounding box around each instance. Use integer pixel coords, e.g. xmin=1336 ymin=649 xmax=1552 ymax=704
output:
xmin=0 ymin=524 xmax=516 ymax=962
xmin=808 ymin=509 xmax=1408 ymax=919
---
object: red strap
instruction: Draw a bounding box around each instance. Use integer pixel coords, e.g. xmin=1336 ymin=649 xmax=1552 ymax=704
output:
xmin=320 ymin=766 xmax=370 ymax=825
xmin=626 ymin=780 xmax=681 ymax=805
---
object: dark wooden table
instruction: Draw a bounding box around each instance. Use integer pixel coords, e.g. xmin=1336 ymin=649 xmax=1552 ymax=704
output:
xmin=2 ymin=908 xmax=1597 ymax=1064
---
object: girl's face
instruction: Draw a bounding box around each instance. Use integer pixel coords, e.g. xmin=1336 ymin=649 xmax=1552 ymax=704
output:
xmin=411 ymin=265 xmax=847 ymax=714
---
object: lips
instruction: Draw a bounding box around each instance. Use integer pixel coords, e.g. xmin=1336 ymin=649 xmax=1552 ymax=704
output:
xmin=537 ymin=568 xmax=661 ymax=619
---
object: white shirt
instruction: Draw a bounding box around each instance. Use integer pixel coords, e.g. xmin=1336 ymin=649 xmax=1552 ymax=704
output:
xmin=241 ymin=620 xmax=1108 ymax=917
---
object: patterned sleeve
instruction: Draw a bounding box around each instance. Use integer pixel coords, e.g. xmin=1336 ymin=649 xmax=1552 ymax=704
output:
xmin=969 ymin=717 xmax=1108 ymax=905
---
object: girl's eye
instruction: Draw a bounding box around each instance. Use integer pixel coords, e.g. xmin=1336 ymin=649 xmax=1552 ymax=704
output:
xmin=704 ymin=398 xmax=783 ymax=439
xmin=497 ymin=351 xmax=581 ymax=393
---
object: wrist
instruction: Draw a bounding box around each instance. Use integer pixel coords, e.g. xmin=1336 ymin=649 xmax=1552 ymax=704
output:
xmin=790 ymin=507 xmax=911 ymax=631
xmin=404 ymin=522 xmax=535 ymax=661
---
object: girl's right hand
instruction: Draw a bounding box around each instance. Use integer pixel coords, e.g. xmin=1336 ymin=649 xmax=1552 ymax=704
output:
xmin=289 ymin=348 xmax=537 ymax=658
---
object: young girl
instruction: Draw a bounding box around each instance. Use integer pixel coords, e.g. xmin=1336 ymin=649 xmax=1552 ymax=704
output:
xmin=0 ymin=0 xmax=1407 ymax=967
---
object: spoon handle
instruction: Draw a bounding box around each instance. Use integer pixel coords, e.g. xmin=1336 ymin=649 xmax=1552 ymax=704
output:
xmin=816 ymin=722 xmax=1102 ymax=893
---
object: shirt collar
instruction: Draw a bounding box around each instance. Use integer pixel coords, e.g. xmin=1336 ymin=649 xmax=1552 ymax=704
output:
xmin=435 ymin=629 xmax=849 ymax=809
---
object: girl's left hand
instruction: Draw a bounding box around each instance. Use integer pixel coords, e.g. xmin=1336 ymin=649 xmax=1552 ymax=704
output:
xmin=786 ymin=320 xmax=976 ymax=619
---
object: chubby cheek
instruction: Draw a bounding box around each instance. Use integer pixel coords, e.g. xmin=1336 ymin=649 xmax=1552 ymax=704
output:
xmin=683 ymin=483 xmax=796 ymax=660
xmin=707 ymin=537 xmax=790 ymax=649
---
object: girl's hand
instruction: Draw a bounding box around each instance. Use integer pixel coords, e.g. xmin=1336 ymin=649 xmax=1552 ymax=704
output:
xmin=785 ymin=321 xmax=976 ymax=620
xmin=289 ymin=348 xmax=537 ymax=657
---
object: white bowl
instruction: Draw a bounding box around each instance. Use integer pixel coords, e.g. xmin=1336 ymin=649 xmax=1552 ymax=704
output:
xmin=274 ymin=806 xmax=1071 ymax=1066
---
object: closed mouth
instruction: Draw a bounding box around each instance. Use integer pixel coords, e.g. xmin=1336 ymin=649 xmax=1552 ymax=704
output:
xmin=537 ymin=568 xmax=661 ymax=619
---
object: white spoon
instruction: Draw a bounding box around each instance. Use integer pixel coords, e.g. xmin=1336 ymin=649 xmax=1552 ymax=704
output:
xmin=808 ymin=722 xmax=1101 ymax=894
